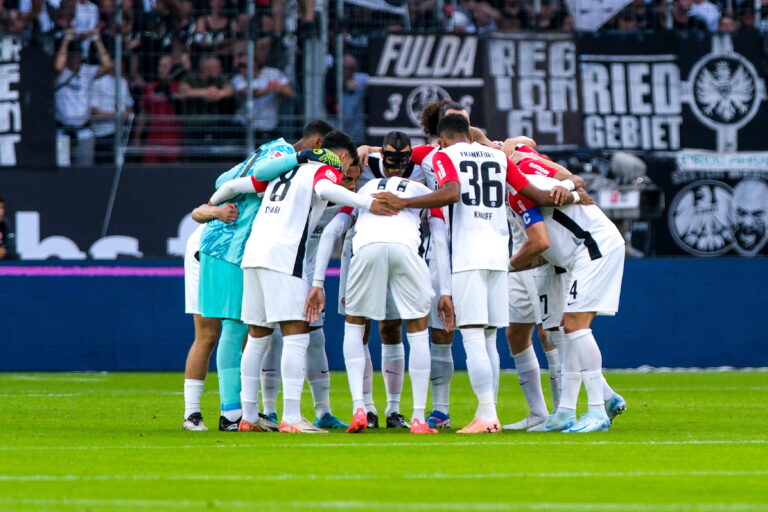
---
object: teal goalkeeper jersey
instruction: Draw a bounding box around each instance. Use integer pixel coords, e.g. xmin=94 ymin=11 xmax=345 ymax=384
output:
xmin=199 ymin=138 xmax=296 ymax=265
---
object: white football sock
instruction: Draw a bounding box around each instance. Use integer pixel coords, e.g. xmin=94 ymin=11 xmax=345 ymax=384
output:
xmin=344 ymin=322 xmax=367 ymax=412
xmin=512 ymin=345 xmax=548 ymax=418
xmin=406 ymin=330 xmax=430 ymax=422
xmin=240 ymin=335 xmax=270 ymax=423
xmin=461 ymin=328 xmax=497 ymax=421
xmin=280 ymin=333 xmax=310 ymax=425
xmin=602 ymin=376 xmax=617 ymax=400
xmin=183 ymin=379 xmax=205 ymax=419
xmin=545 ymin=332 xmax=563 ymax=410
xmin=306 ymin=329 xmax=331 ymax=418
xmin=557 ymin=329 xmax=581 ymax=413
xmin=571 ymin=328 xmax=606 ymax=413
xmin=429 ymin=343 xmax=453 ymax=414
xmin=363 ymin=342 xmax=377 ymax=414
xmin=382 ymin=343 xmax=405 ymax=416
xmin=260 ymin=330 xmax=283 ymax=416
xmin=484 ymin=328 xmax=501 ymax=401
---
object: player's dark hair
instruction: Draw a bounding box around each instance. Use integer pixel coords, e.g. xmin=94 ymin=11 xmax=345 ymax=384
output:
xmin=419 ymin=100 xmax=451 ymax=137
xmin=321 ymin=130 xmax=359 ymax=166
xmin=382 ymin=131 xmax=411 ymax=151
xmin=436 ymin=114 xmax=471 ymax=140
xmin=438 ymin=101 xmax=467 ymax=119
xmin=303 ymin=120 xmax=335 ymax=138
xmin=0 ymin=196 xmax=4 ymax=203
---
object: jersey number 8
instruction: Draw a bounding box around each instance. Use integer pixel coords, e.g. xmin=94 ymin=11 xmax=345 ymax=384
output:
xmin=270 ymin=168 xmax=299 ymax=202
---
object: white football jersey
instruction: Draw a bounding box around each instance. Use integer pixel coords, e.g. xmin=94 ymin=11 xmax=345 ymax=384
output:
xmin=303 ymin=202 xmax=344 ymax=281
xmin=361 ymin=153 xmax=425 ymax=188
xmin=435 ymin=142 xmax=523 ymax=273
xmin=418 ymin=146 xmax=441 ymax=191
xmin=353 ymin=177 xmax=432 ymax=254
xmin=510 ymin=176 xmax=625 ymax=269
xmin=241 ymin=162 xmax=342 ymax=276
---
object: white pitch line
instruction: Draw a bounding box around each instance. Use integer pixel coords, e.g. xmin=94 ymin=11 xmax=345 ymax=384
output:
xmin=0 ymin=469 xmax=766 ymax=483
xmin=0 ymin=498 xmax=764 ymax=512
xmin=0 ymin=439 xmax=765 ymax=451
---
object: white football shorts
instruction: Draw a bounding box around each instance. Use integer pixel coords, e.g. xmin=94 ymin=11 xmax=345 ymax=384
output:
xmin=241 ymin=267 xmax=310 ymax=327
xmin=428 ymin=257 xmax=447 ymax=330
xmin=184 ymin=227 xmax=202 ymax=315
xmin=565 ymin=245 xmax=624 ymax=316
xmin=345 ymin=242 xmax=434 ymax=321
xmin=508 ymin=269 xmax=541 ymax=325
xmin=452 ymin=269 xmax=509 ymax=328
xmin=534 ymin=264 xmax=569 ymax=330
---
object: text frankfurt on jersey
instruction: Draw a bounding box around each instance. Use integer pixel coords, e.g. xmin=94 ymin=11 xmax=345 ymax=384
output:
xmin=460 ymin=151 xmax=495 ymax=159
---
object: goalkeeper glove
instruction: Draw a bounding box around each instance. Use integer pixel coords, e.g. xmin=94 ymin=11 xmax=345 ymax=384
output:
xmin=296 ymin=149 xmax=343 ymax=171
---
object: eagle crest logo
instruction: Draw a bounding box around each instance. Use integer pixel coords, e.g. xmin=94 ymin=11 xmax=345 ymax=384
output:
xmin=693 ymin=57 xmax=756 ymax=125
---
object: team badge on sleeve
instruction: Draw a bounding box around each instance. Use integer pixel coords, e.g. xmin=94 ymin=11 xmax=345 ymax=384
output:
xmin=326 ymin=169 xmax=339 ymax=183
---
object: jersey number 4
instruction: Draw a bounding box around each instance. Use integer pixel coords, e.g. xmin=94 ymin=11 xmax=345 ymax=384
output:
xmin=270 ymin=168 xmax=299 ymax=202
xmin=459 ymin=161 xmax=503 ymax=208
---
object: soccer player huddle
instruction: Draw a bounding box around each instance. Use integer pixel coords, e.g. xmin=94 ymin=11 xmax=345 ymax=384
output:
xmin=181 ymin=100 xmax=627 ymax=435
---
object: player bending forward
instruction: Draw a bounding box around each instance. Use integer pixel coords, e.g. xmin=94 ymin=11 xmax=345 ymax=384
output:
xmin=307 ymin=175 xmax=453 ymax=434
xmin=509 ymin=173 xmax=626 ymax=433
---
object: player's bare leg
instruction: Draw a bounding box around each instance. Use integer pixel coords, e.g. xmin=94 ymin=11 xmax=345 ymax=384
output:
xmin=561 ymin=312 xmax=611 ymax=432
xmin=458 ymin=323 xmax=501 ymax=434
xmin=403 ymin=316 xmax=436 ymax=434
xmin=427 ymin=328 xmax=454 ymax=428
xmin=503 ymin=322 xmax=548 ymax=430
xmin=380 ymin=319 xmax=408 ymax=428
xmin=538 ymin=326 xmax=561 ymax=410
xmin=183 ymin=315 xmax=221 ymax=431
xmin=344 ymin=315 xmax=369 ymax=433
xmin=238 ymin=324 xmax=276 ymax=432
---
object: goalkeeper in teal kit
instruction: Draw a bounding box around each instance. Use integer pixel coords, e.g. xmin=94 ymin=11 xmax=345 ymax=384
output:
xmin=194 ymin=120 xmax=349 ymax=432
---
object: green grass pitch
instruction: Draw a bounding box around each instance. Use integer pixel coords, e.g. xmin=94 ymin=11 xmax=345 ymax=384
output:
xmin=0 ymin=370 xmax=766 ymax=511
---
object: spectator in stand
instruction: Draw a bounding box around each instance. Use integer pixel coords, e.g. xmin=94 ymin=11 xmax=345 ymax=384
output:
xmin=689 ymin=0 xmax=720 ymax=30
xmin=54 ymin=28 xmax=113 ymax=166
xmin=498 ymin=0 xmax=535 ymax=31
xmin=472 ymin=2 xmax=499 ymax=34
xmin=617 ymin=8 xmax=638 ymax=31
xmin=73 ymin=0 xmax=99 ymax=54
xmin=718 ymin=12 xmax=739 ymax=31
xmin=18 ymin=0 xmax=59 ymax=34
xmin=90 ymin=61 xmax=134 ymax=164
xmin=232 ymin=50 xmax=293 ymax=143
xmin=179 ymin=54 xmax=233 ymax=146
xmin=192 ymin=0 xmax=233 ymax=67
xmin=341 ymin=53 xmax=368 ymax=144
xmin=669 ymin=0 xmax=708 ymax=29
xmin=1 ymin=0 xmax=22 ymax=34
xmin=443 ymin=3 xmax=477 ymax=33
xmin=133 ymin=55 xmax=184 ymax=164
xmin=137 ymin=6 xmax=175 ymax=83
xmin=0 ymin=196 xmax=14 ymax=261
xmin=175 ymin=0 xmax=197 ymax=47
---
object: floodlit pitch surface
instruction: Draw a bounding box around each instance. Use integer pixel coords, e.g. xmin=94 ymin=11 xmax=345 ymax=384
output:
xmin=0 ymin=370 xmax=766 ymax=511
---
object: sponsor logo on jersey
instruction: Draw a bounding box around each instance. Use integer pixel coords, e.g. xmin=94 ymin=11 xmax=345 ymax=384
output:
xmin=325 ymin=169 xmax=339 ymax=183
xmin=435 ymin=160 xmax=446 ymax=181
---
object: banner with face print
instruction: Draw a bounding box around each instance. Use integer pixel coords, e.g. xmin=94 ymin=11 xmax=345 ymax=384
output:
xmin=647 ymin=151 xmax=768 ymax=257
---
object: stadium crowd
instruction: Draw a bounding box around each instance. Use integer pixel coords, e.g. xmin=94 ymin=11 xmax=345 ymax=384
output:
xmin=2 ymin=0 xmax=767 ymax=164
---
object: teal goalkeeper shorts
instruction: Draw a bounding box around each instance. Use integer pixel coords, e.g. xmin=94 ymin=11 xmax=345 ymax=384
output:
xmin=198 ymin=253 xmax=244 ymax=321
